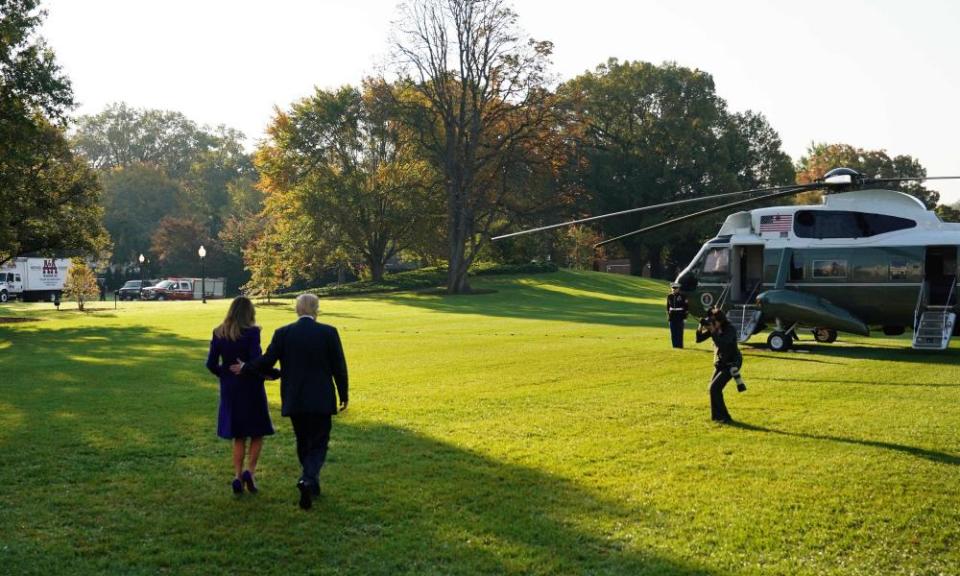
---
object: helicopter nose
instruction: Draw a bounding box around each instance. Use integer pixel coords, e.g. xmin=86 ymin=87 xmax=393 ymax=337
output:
xmin=676 ymin=272 xmax=698 ymax=291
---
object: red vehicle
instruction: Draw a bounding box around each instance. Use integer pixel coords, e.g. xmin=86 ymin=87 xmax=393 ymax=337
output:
xmin=140 ymin=279 xmax=195 ymax=301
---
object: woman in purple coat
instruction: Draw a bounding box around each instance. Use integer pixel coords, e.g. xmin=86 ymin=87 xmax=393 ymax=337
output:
xmin=206 ymin=296 xmax=277 ymax=494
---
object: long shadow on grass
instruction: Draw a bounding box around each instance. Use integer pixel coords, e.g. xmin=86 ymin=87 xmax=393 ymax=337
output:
xmin=382 ymin=270 xmax=670 ymax=328
xmin=0 ymin=324 xmax=718 ymax=575
xmin=729 ymin=421 xmax=960 ymax=466
xmin=0 ymin=324 xmax=210 ymax=446
xmin=765 ymin=376 xmax=960 ymax=389
xmin=800 ymin=343 xmax=960 ymax=365
xmin=316 ymin=421 xmax=716 ymax=575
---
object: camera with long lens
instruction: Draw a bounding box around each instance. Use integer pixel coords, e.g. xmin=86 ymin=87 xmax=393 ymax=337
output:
xmin=698 ymin=315 xmax=713 ymax=329
xmin=730 ymin=365 xmax=747 ymax=392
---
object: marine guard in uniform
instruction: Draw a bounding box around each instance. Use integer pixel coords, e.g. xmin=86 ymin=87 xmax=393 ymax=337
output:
xmin=666 ymin=283 xmax=689 ymax=348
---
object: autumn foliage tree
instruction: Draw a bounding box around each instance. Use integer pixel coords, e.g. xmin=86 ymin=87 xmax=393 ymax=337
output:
xmin=392 ymin=0 xmax=557 ymax=293
xmin=255 ymin=80 xmax=436 ymax=283
xmin=796 ymin=143 xmax=938 ymax=208
xmin=63 ymin=259 xmax=100 ymax=311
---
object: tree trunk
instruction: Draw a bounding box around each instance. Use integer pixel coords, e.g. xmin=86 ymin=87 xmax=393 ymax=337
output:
xmin=445 ymin=157 xmax=472 ymax=294
xmin=647 ymin=243 xmax=664 ymax=279
xmin=447 ymin=218 xmax=471 ymax=293
xmin=370 ymin=259 xmax=385 ymax=283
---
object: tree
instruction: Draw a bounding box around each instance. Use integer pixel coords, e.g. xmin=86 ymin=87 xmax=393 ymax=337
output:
xmin=101 ymin=164 xmax=181 ymax=265
xmin=256 ymin=81 xmax=436 ymax=282
xmin=150 ymin=216 xmax=214 ymax=276
xmin=72 ymin=103 xmax=214 ymax=180
xmin=392 ymin=0 xmax=556 ymax=293
xmin=242 ymin=237 xmax=287 ymax=302
xmin=0 ymin=0 xmax=107 ymax=265
xmin=559 ymin=59 xmax=794 ymax=277
xmin=935 ymin=203 xmax=960 ymax=223
xmin=73 ymin=103 xmax=259 ymax=290
xmin=63 ymin=259 xmax=99 ymax=311
xmin=796 ymin=143 xmax=938 ymax=208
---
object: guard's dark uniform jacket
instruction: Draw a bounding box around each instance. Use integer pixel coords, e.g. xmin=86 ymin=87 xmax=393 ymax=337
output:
xmin=667 ymin=292 xmax=689 ymax=348
xmin=666 ymin=293 xmax=688 ymax=320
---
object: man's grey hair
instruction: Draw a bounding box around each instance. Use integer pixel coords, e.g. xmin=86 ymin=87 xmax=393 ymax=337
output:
xmin=295 ymin=293 xmax=320 ymax=317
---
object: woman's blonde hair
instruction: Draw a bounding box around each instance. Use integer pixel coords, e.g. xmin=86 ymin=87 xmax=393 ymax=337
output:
xmin=214 ymin=296 xmax=257 ymax=341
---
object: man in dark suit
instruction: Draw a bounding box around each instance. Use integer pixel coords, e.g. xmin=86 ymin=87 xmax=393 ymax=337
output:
xmin=231 ymin=293 xmax=348 ymax=510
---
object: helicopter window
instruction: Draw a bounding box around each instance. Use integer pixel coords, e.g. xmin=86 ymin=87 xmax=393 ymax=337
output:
xmin=790 ymin=254 xmax=804 ymax=281
xmin=701 ymin=247 xmax=730 ymax=275
xmin=793 ymin=210 xmax=916 ymax=238
xmin=812 ymin=259 xmax=848 ymax=279
xmin=889 ymin=259 xmax=911 ymax=280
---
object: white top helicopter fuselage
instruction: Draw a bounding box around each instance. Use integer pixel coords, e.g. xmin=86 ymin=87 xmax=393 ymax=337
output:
xmin=679 ymin=189 xmax=960 ymax=345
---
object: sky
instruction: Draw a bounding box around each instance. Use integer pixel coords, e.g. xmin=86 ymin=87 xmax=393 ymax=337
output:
xmin=41 ymin=0 xmax=960 ymax=204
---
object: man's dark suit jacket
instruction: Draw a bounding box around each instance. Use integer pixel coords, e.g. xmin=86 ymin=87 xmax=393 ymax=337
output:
xmin=243 ymin=316 xmax=348 ymax=417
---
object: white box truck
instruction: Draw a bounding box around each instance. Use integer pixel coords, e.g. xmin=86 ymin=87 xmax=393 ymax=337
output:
xmin=0 ymin=257 xmax=72 ymax=302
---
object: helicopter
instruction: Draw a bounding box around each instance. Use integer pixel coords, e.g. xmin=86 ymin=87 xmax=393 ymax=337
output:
xmin=493 ymin=168 xmax=960 ymax=352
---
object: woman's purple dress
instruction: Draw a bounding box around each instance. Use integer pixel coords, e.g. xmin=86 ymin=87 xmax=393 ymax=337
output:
xmin=206 ymin=327 xmax=275 ymax=439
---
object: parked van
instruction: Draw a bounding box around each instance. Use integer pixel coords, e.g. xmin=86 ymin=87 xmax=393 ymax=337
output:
xmin=0 ymin=257 xmax=71 ymax=302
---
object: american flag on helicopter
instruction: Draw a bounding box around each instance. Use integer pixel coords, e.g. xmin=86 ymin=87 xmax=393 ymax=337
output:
xmin=759 ymin=214 xmax=792 ymax=232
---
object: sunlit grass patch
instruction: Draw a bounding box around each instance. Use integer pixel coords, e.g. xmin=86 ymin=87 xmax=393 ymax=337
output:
xmin=1 ymin=269 xmax=958 ymax=576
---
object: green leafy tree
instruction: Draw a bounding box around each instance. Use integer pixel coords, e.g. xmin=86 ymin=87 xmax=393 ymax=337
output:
xmin=63 ymin=259 xmax=99 ymax=311
xmin=149 ymin=216 xmax=214 ymax=276
xmin=72 ymin=103 xmax=214 ymax=180
xmin=796 ymin=143 xmax=938 ymax=208
xmin=559 ymin=59 xmax=794 ymax=277
xmin=74 ymin=104 xmax=260 ymax=289
xmin=0 ymin=0 xmax=107 ymax=265
xmin=180 ymin=127 xmax=256 ymax=235
xmin=935 ymin=203 xmax=960 ymax=223
xmin=392 ymin=0 xmax=556 ymax=293
xmin=101 ymin=164 xmax=181 ymax=265
xmin=256 ymin=80 xmax=435 ymax=282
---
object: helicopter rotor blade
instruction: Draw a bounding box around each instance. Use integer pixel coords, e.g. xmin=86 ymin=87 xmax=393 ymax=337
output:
xmin=594 ymin=185 xmax=812 ymax=248
xmin=863 ymin=175 xmax=960 ymax=184
xmin=490 ymin=182 xmax=821 ymax=241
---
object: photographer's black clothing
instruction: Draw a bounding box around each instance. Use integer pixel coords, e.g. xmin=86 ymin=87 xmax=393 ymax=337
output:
xmin=667 ymin=293 xmax=689 ymax=348
xmin=697 ymin=325 xmax=742 ymax=368
xmin=696 ymin=325 xmax=742 ymax=422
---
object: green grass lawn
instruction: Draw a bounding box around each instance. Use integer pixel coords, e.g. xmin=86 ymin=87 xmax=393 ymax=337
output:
xmin=1 ymin=269 xmax=958 ymax=575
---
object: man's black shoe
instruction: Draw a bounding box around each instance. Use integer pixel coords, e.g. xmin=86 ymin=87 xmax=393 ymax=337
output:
xmin=297 ymin=480 xmax=313 ymax=510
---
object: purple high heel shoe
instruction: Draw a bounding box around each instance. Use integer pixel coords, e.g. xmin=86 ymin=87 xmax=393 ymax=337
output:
xmin=231 ymin=477 xmax=243 ymax=495
xmin=241 ymin=470 xmax=258 ymax=494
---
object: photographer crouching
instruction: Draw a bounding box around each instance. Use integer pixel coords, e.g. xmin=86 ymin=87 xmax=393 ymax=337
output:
xmin=695 ymin=308 xmax=746 ymax=423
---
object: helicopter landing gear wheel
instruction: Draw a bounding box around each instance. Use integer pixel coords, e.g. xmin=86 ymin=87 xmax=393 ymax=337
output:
xmin=767 ymin=330 xmax=793 ymax=352
xmin=812 ymin=327 xmax=837 ymax=343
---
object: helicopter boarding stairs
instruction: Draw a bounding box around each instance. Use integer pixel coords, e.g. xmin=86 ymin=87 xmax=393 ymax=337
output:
xmin=720 ymin=283 xmax=763 ymax=343
xmin=912 ymin=279 xmax=957 ymax=350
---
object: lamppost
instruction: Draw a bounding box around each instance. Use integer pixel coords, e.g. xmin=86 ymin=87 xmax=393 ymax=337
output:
xmin=198 ymin=245 xmax=207 ymax=304
xmin=138 ymin=253 xmax=145 ymax=299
